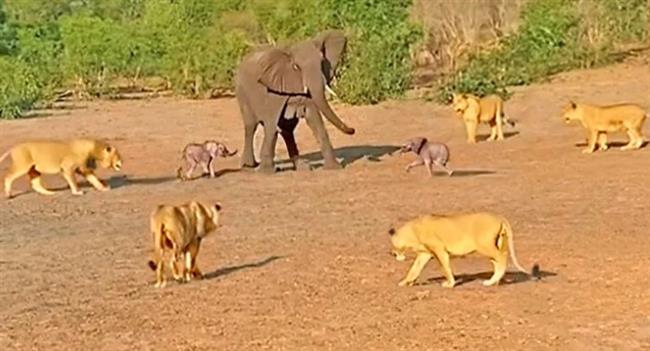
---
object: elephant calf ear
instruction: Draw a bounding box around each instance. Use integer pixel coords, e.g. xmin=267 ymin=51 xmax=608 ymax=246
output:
xmin=257 ymin=48 xmax=305 ymax=94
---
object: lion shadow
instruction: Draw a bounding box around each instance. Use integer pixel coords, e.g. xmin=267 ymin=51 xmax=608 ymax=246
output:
xmin=107 ymin=175 xmax=178 ymax=189
xmin=280 ymin=144 xmax=400 ymax=169
xmin=420 ymin=268 xmax=556 ymax=287
xmin=475 ymin=131 xmax=519 ymax=142
xmin=573 ymin=141 xmax=648 ymax=149
xmin=106 ymin=168 xmax=240 ymax=188
xmin=204 ymin=255 xmax=284 ymax=280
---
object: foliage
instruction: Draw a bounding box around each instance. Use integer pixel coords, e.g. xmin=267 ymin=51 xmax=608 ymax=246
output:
xmin=439 ymin=0 xmax=649 ymax=102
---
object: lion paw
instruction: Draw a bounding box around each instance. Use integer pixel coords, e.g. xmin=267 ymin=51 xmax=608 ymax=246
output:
xmin=441 ymin=280 xmax=455 ymax=289
xmin=398 ymin=279 xmax=413 ymax=287
xmin=482 ymin=279 xmax=496 ymax=287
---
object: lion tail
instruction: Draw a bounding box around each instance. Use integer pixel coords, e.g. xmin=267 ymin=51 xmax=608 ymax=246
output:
xmin=0 ymin=149 xmax=10 ymax=165
xmin=501 ymin=219 xmax=539 ymax=277
xmin=147 ymin=217 xmax=167 ymax=271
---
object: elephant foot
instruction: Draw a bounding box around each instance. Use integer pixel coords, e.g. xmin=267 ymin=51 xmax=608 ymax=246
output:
xmin=322 ymin=160 xmax=343 ymax=170
xmin=256 ymin=163 xmax=276 ymax=174
xmin=292 ymin=158 xmax=312 ymax=171
xmin=240 ymin=161 xmax=259 ymax=172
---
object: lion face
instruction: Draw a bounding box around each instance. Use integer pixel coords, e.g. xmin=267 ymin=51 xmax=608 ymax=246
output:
xmin=388 ymin=227 xmax=408 ymax=261
xmin=98 ymin=145 xmax=122 ymax=171
xmin=561 ymin=101 xmax=581 ymax=124
xmin=451 ymin=93 xmax=469 ymax=114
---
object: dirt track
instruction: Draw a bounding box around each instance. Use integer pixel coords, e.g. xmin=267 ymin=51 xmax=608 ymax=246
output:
xmin=1 ymin=61 xmax=650 ymax=350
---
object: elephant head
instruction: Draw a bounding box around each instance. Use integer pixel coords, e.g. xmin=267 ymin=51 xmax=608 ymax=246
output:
xmin=256 ymin=30 xmax=355 ymax=135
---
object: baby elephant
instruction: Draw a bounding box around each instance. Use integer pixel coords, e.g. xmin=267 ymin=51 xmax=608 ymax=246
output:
xmin=400 ymin=137 xmax=453 ymax=176
xmin=177 ymin=140 xmax=237 ymax=180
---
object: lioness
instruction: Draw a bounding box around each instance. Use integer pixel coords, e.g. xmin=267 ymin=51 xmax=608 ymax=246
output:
xmin=451 ymin=93 xmax=515 ymax=143
xmin=147 ymin=201 xmax=222 ymax=288
xmin=561 ymin=101 xmax=647 ymax=153
xmin=389 ymin=212 xmax=537 ymax=288
xmin=0 ymin=139 xmax=122 ymax=198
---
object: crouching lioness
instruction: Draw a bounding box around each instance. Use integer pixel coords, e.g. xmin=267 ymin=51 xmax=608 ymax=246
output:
xmin=0 ymin=139 xmax=122 ymax=198
xmin=562 ymin=101 xmax=647 ymax=153
xmin=147 ymin=201 xmax=222 ymax=288
xmin=389 ymin=212 xmax=538 ymax=288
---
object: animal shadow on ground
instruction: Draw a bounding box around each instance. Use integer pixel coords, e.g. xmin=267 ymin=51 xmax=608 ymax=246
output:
xmin=422 ymin=268 xmax=557 ymax=287
xmin=573 ymin=141 xmax=647 ymax=149
xmin=107 ymin=175 xmax=177 ymax=189
xmin=287 ymin=145 xmax=400 ymax=169
xmin=437 ymin=170 xmax=495 ymax=177
xmin=204 ymin=255 xmax=284 ymax=280
xmin=476 ymin=131 xmax=519 ymax=142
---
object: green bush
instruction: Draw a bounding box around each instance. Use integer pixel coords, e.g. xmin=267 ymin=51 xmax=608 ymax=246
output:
xmin=439 ymin=0 xmax=650 ymax=102
xmin=0 ymin=57 xmax=41 ymax=118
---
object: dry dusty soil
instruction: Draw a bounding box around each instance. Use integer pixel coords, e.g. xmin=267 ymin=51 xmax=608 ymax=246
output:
xmin=1 ymin=60 xmax=650 ymax=350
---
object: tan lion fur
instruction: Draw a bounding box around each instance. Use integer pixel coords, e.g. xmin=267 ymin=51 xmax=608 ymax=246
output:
xmin=561 ymin=101 xmax=647 ymax=153
xmin=452 ymin=93 xmax=515 ymax=144
xmin=0 ymin=139 xmax=122 ymax=198
xmin=147 ymin=201 xmax=222 ymax=288
xmin=389 ymin=212 xmax=536 ymax=289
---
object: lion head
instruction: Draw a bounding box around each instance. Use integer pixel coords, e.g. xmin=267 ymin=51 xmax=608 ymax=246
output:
xmin=451 ymin=93 xmax=470 ymax=114
xmin=97 ymin=144 xmax=122 ymax=171
xmin=561 ymin=101 xmax=582 ymax=124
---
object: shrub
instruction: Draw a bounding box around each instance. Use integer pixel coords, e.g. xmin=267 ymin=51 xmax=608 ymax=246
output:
xmin=439 ymin=0 xmax=650 ymax=102
xmin=326 ymin=0 xmax=423 ymax=104
xmin=0 ymin=57 xmax=41 ymax=118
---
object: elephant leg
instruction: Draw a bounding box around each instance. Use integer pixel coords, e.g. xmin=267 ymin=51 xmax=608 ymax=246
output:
xmin=238 ymin=97 xmax=259 ymax=169
xmin=258 ymin=124 xmax=278 ymax=173
xmin=279 ymin=117 xmax=301 ymax=170
xmin=305 ymin=107 xmax=340 ymax=169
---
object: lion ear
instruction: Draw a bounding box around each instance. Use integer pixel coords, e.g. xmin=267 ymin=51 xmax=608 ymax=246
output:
xmin=569 ymin=100 xmax=577 ymax=109
xmin=388 ymin=228 xmax=396 ymax=236
xmin=105 ymin=146 xmax=112 ymax=153
xmin=257 ymin=48 xmax=305 ymax=94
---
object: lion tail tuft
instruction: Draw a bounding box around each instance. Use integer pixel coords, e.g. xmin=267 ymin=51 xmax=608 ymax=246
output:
xmin=147 ymin=260 xmax=157 ymax=271
xmin=531 ymin=263 xmax=541 ymax=280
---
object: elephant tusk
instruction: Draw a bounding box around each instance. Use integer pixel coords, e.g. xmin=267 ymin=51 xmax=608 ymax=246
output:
xmin=325 ymin=84 xmax=338 ymax=98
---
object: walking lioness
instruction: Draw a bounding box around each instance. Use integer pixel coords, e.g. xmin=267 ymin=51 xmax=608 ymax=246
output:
xmin=561 ymin=101 xmax=647 ymax=153
xmin=147 ymin=201 xmax=222 ymax=288
xmin=389 ymin=212 xmax=538 ymax=288
xmin=0 ymin=138 xmax=122 ymax=198
xmin=452 ymin=93 xmax=515 ymax=143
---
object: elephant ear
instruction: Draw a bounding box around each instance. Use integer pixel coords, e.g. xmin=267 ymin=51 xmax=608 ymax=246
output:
xmin=313 ymin=30 xmax=347 ymax=82
xmin=257 ymin=48 xmax=305 ymax=94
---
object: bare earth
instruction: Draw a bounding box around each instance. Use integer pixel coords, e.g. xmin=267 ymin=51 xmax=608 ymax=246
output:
xmin=1 ymin=60 xmax=649 ymax=351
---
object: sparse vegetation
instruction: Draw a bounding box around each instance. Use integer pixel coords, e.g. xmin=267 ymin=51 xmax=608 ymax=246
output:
xmin=0 ymin=0 xmax=421 ymax=118
xmin=0 ymin=0 xmax=648 ymax=118
xmin=438 ymin=0 xmax=650 ymax=102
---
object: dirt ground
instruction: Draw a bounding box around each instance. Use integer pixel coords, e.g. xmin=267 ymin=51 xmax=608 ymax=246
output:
xmin=1 ymin=59 xmax=650 ymax=351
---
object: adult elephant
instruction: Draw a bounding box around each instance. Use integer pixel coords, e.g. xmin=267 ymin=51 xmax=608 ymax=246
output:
xmin=235 ymin=30 xmax=355 ymax=173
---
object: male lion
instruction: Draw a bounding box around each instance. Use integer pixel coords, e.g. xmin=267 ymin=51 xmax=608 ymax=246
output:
xmin=147 ymin=201 xmax=222 ymax=288
xmin=0 ymin=139 xmax=122 ymax=198
xmin=561 ymin=101 xmax=647 ymax=153
xmin=452 ymin=93 xmax=515 ymax=143
xmin=389 ymin=212 xmax=538 ymax=288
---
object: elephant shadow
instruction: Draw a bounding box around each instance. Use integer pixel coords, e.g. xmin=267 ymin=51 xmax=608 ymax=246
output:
xmin=293 ymin=144 xmax=400 ymax=168
xmin=420 ymin=267 xmax=556 ymax=287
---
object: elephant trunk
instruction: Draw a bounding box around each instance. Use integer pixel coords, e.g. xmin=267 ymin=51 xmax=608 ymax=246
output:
xmin=310 ymin=76 xmax=355 ymax=135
